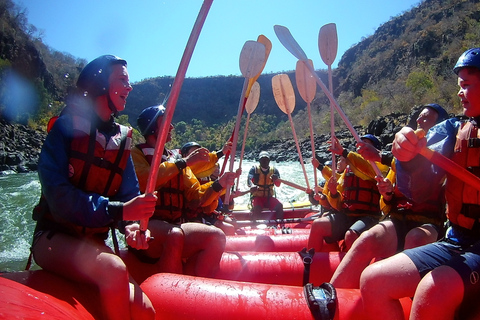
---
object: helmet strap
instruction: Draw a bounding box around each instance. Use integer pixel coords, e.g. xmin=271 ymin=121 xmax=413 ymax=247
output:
xmin=107 ymin=94 xmax=119 ymax=117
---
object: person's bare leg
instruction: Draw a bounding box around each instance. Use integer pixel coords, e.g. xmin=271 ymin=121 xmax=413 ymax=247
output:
xmin=361 ymin=252 xmax=421 ymax=320
xmin=307 ymin=217 xmax=332 ymax=252
xmin=33 ymin=233 xmax=136 ymax=320
xmin=181 ymin=222 xmax=226 ymax=277
xmin=410 ymin=265 xmax=463 ymax=320
xmin=145 ymin=220 xmax=184 ymax=274
xmin=129 ymin=277 xmax=155 ymax=320
xmin=331 ymin=221 xmax=397 ymax=288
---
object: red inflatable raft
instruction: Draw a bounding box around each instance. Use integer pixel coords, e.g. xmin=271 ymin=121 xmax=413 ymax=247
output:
xmin=225 ymin=233 xmax=339 ymax=252
xmin=215 ymin=251 xmax=345 ymax=286
xmin=141 ymin=273 xmax=412 ymax=320
xmin=0 ymin=270 xmax=100 ymax=320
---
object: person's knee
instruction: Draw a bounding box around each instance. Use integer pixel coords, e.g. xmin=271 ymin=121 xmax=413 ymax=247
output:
xmin=167 ymin=227 xmax=185 ymax=246
xmin=360 ymin=263 xmax=388 ymax=296
xmin=344 ymin=229 xmax=359 ymax=249
xmin=404 ymin=227 xmax=436 ymax=249
xmin=350 ymin=229 xmax=384 ymax=256
xmin=99 ymin=255 xmax=129 ymax=289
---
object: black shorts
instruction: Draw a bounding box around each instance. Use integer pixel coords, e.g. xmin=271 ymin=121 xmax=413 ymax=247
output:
xmin=403 ymin=239 xmax=480 ymax=318
xmin=323 ymin=212 xmax=378 ymax=244
xmin=390 ymin=216 xmax=442 ymax=252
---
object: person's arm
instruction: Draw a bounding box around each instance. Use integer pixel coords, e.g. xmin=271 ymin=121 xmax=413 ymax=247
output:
xmin=247 ymin=166 xmax=257 ymax=187
xmin=272 ymin=168 xmax=281 ymax=187
xmin=394 ymin=119 xmax=457 ymax=202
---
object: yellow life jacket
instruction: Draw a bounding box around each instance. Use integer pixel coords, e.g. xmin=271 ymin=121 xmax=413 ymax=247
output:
xmin=137 ymin=144 xmax=185 ymax=224
xmin=251 ymin=165 xmax=276 ymax=198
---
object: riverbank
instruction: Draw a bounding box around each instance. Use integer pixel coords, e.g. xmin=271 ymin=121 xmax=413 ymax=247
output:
xmin=0 ymin=106 xmax=432 ymax=174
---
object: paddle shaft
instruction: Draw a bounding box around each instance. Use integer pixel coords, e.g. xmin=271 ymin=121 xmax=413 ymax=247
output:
xmin=415 ymin=129 xmax=480 ymax=192
xmin=141 ymin=0 xmax=213 ymax=231
xmin=277 ymin=178 xmax=309 ymax=192
xmin=296 ymin=60 xmax=318 ymax=192
xmin=234 ymin=213 xmax=321 ymax=226
xmin=286 ymin=112 xmax=311 ymax=189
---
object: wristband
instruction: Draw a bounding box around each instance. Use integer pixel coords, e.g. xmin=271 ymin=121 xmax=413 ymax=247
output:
xmin=174 ymin=159 xmax=187 ymax=170
xmin=212 ymin=180 xmax=223 ymax=192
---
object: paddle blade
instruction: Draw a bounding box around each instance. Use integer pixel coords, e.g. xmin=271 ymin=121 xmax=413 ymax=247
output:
xmin=318 ymin=23 xmax=338 ymax=66
xmin=246 ymin=35 xmax=272 ymax=98
xmin=295 ymin=60 xmax=317 ymax=103
xmin=239 ymin=41 xmax=266 ymax=79
xmin=274 ymin=25 xmax=308 ymax=61
xmin=272 ymin=74 xmax=295 ymax=114
xmin=245 ymin=81 xmax=260 ymax=114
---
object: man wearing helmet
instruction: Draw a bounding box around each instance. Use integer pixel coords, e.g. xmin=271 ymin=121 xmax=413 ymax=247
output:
xmin=361 ymin=48 xmax=480 ymax=319
xmin=330 ymin=103 xmax=448 ymax=290
xmin=31 ymin=55 xmax=156 ymax=319
xmin=130 ymin=105 xmax=239 ymax=277
xmin=247 ymin=151 xmax=284 ymax=222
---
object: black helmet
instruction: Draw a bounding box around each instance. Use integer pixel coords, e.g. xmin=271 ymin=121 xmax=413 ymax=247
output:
xmin=181 ymin=142 xmax=201 ymax=157
xmin=360 ymin=134 xmax=382 ymax=150
xmin=77 ymin=55 xmax=127 ymax=98
xmin=137 ymin=105 xmax=165 ymax=136
xmin=453 ymin=48 xmax=480 ymax=75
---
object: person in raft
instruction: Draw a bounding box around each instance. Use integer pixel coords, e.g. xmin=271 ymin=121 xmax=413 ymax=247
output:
xmin=247 ymin=151 xmax=284 ymax=221
xmin=30 ymin=55 xmax=156 ymax=320
xmin=307 ymin=135 xmax=390 ymax=252
xmin=129 ymin=105 xmax=239 ymax=277
xmin=330 ymin=103 xmax=449 ymax=289
xmin=179 ymin=142 xmax=236 ymax=235
xmin=360 ymin=48 xmax=480 ymax=320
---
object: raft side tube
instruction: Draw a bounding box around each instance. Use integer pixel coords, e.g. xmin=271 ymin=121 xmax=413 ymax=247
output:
xmin=141 ymin=273 xmax=412 ymax=320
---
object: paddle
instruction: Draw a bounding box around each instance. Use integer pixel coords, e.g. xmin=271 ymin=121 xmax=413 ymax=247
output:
xmin=220 ymin=35 xmax=272 ymax=175
xmin=222 ymin=41 xmax=266 ymax=211
xmin=234 ymin=213 xmax=322 ymax=226
xmin=276 ymin=178 xmax=313 ymax=193
xmin=295 ymin=59 xmax=318 ymax=191
xmin=272 ymin=74 xmax=311 ymax=190
xmin=416 ymin=130 xmax=480 ymax=192
xmin=318 ymin=23 xmax=338 ymax=179
xmin=140 ymin=0 xmax=214 ymax=232
xmin=236 ymin=81 xmax=261 ymax=190
xmin=273 ymin=24 xmax=383 ymax=177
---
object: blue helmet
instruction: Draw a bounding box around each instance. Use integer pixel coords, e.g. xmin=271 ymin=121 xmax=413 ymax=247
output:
xmin=76 ymin=55 xmax=127 ymax=97
xmin=360 ymin=134 xmax=382 ymax=150
xmin=425 ymin=103 xmax=448 ymax=123
xmin=453 ymin=48 xmax=480 ymax=75
xmin=137 ymin=105 xmax=165 ymax=136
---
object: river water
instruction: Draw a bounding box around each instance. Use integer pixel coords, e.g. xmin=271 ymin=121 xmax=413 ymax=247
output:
xmin=0 ymin=159 xmax=321 ymax=272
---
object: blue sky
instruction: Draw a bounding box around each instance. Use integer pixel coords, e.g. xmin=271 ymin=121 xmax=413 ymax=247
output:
xmin=15 ymin=0 xmax=421 ymax=83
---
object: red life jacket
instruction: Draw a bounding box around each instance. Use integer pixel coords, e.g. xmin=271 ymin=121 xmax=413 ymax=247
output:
xmin=36 ymin=115 xmax=132 ymax=236
xmin=342 ymin=167 xmax=381 ymax=216
xmin=446 ymin=121 xmax=480 ymax=230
